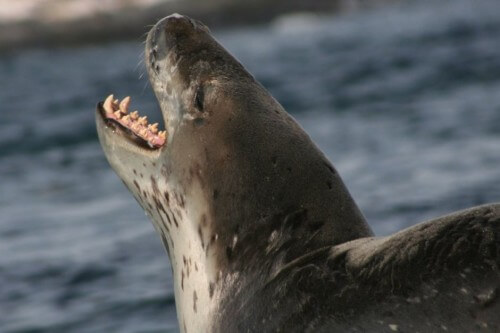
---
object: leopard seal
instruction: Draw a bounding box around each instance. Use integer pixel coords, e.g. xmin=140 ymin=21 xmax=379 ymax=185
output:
xmin=96 ymin=14 xmax=500 ymax=332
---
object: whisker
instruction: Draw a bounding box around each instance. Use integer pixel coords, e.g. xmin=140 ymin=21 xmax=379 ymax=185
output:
xmin=141 ymin=79 xmax=149 ymax=96
xmin=135 ymin=53 xmax=145 ymax=70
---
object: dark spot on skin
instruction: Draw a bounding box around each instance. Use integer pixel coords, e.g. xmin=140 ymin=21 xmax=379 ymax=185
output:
xmin=164 ymin=191 xmax=170 ymax=204
xmin=164 ymin=211 xmax=172 ymax=225
xmin=210 ymin=234 xmax=217 ymax=245
xmin=326 ymin=181 xmax=333 ymax=189
xmin=193 ymin=291 xmax=198 ymax=313
xmin=195 ymin=263 xmax=198 ymax=271
xmin=286 ymin=167 xmax=292 ymax=172
xmin=195 ymin=85 xmax=204 ymax=111
xmin=152 ymin=162 xmax=156 ymax=167
xmin=213 ymin=189 xmax=219 ymax=199
xmin=198 ymin=225 xmax=205 ymax=249
xmin=147 ymin=203 xmax=153 ymax=210
xmin=133 ymin=169 xmax=137 ymax=175
xmin=161 ymin=233 xmax=171 ymax=259
xmin=143 ymin=190 xmax=148 ymax=198
xmin=143 ymin=163 xmax=146 ymax=167
xmin=155 ymin=198 xmax=167 ymax=215
xmin=133 ymin=180 xmax=140 ymax=190
xmin=209 ymin=282 xmax=215 ymax=298
xmin=181 ymin=270 xmax=185 ymax=290
xmin=174 ymin=192 xmax=184 ymax=208
xmin=121 ymin=180 xmax=132 ymax=192
xmin=183 ymin=256 xmax=187 ymax=266
xmin=172 ymin=214 xmax=179 ymax=228
xmin=271 ymin=156 xmax=277 ymax=165
xmin=140 ymin=173 xmax=144 ymax=178
xmin=194 ymin=118 xmax=204 ymax=126
xmin=201 ymin=214 xmax=208 ymax=227
xmin=323 ymin=161 xmax=336 ymax=174
xmin=163 ymin=220 xmax=170 ymax=233
xmin=151 ymin=176 xmax=160 ymax=195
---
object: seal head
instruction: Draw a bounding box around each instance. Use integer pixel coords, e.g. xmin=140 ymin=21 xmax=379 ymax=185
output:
xmin=96 ymin=13 xmax=372 ymax=332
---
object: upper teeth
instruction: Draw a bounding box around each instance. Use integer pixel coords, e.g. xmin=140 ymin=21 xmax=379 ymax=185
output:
xmin=149 ymin=123 xmax=159 ymax=133
xmin=102 ymin=94 xmax=167 ymax=146
xmin=104 ymin=94 xmax=115 ymax=112
xmin=119 ymin=96 xmax=131 ymax=114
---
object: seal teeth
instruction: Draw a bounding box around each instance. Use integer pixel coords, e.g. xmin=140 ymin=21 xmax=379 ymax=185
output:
xmin=104 ymin=94 xmax=114 ymax=113
xmin=149 ymin=123 xmax=159 ymax=133
xmin=119 ymin=96 xmax=131 ymax=114
xmin=101 ymin=94 xmax=166 ymax=148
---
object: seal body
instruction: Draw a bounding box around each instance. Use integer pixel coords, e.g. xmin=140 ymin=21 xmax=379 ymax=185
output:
xmin=96 ymin=14 xmax=500 ymax=332
xmin=218 ymin=203 xmax=500 ymax=332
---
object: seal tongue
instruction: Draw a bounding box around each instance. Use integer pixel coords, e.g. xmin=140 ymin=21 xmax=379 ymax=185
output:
xmin=102 ymin=94 xmax=167 ymax=148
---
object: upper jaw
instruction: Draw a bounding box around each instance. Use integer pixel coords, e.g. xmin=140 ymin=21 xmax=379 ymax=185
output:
xmin=144 ymin=17 xmax=189 ymax=145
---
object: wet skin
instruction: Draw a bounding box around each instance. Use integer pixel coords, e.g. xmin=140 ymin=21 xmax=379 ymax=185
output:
xmin=96 ymin=14 xmax=500 ymax=333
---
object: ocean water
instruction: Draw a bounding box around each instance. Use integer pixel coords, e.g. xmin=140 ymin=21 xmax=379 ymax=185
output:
xmin=1 ymin=0 xmax=500 ymax=331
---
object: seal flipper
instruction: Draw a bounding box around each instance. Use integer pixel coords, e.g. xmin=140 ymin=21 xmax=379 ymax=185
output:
xmin=320 ymin=203 xmax=500 ymax=332
xmin=333 ymin=203 xmax=499 ymax=288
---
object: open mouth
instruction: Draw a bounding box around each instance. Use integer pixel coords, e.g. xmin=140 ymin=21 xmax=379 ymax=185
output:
xmin=98 ymin=94 xmax=166 ymax=149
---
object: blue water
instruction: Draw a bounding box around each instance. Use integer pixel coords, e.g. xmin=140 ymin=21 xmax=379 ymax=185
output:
xmin=1 ymin=0 xmax=500 ymax=331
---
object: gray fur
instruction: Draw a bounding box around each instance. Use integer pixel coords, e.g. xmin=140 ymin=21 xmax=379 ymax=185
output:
xmin=96 ymin=14 xmax=500 ymax=333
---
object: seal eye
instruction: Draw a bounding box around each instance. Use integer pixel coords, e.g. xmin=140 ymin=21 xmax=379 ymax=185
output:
xmin=195 ymin=86 xmax=204 ymax=112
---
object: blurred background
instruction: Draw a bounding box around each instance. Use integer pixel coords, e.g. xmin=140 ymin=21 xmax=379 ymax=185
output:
xmin=1 ymin=0 xmax=500 ymax=332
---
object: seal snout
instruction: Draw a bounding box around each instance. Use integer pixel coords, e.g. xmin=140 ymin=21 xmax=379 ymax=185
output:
xmin=153 ymin=13 xmax=199 ymax=39
xmin=147 ymin=13 xmax=198 ymax=74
